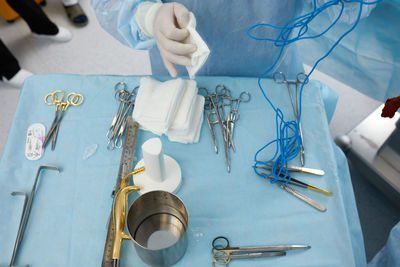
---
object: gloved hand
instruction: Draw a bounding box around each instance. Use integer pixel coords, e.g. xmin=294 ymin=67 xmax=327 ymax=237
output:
xmin=152 ymin=3 xmax=197 ymax=77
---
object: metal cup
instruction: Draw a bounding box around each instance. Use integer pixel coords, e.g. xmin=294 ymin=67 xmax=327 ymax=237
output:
xmin=126 ymin=190 xmax=189 ymax=266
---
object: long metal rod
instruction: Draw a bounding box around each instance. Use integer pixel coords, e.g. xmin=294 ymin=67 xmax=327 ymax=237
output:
xmin=9 ymin=165 xmax=60 ymax=267
xmin=20 ymin=165 xmax=60 ymax=239
xmin=9 ymin=191 xmax=28 ymax=267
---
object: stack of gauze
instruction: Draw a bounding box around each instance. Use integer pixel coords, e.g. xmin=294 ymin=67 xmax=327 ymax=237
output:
xmin=132 ymin=77 xmax=205 ymax=144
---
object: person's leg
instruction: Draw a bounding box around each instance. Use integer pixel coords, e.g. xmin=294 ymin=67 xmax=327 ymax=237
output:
xmin=6 ymin=0 xmax=72 ymax=42
xmin=0 ymin=39 xmax=33 ymax=87
xmin=6 ymin=0 xmax=58 ymax=35
xmin=61 ymin=0 xmax=78 ymax=5
xmin=61 ymin=0 xmax=88 ymax=27
xmin=0 ymin=39 xmax=21 ymax=80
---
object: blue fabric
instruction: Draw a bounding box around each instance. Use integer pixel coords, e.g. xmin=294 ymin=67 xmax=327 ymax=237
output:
xmin=91 ymin=0 xmax=304 ymax=78
xmin=0 ymin=74 xmax=365 ymax=267
xmin=299 ymin=1 xmax=400 ymax=102
xmin=368 ymin=221 xmax=400 ymax=267
xmin=90 ymin=0 xmax=400 ymax=102
xmin=91 ymin=0 xmax=159 ymax=50
xmin=319 ymin=82 xmax=338 ymax=123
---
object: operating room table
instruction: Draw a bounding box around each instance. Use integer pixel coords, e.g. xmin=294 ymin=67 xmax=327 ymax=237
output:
xmin=0 ymin=74 xmax=365 ymax=267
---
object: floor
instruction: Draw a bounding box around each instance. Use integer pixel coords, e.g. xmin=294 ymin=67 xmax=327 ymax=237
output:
xmin=0 ymin=0 xmax=398 ymax=263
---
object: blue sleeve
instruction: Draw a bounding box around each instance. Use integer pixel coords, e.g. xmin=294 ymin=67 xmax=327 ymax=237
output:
xmin=91 ymin=0 xmax=161 ymax=50
xmin=368 ymin=221 xmax=400 ymax=267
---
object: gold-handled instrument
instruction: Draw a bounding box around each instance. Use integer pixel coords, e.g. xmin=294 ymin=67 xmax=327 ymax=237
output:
xmin=43 ymin=91 xmax=84 ymax=150
xmin=102 ymin=117 xmax=139 ymax=267
xmin=255 ymin=165 xmax=331 ymax=212
xmin=255 ymin=166 xmax=331 ymax=196
xmin=263 ymin=174 xmax=332 ymax=196
xmin=281 ymin=176 xmax=331 ymax=196
xmin=111 ymin=168 xmax=144 ymax=266
xmin=112 ymin=186 xmax=189 ymax=267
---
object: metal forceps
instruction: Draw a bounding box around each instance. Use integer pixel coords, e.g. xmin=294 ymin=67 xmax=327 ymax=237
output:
xmin=106 ymin=82 xmax=137 ymax=150
xmin=227 ymin=91 xmax=250 ymax=151
xmin=206 ymin=106 xmax=219 ymax=153
xmin=43 ymin=90 xmax=64 ymax=146
xmin=273 ymin=72 xmax=308 ymax=166
xmin=212 ymin=236 xmax=310 ymax=266
xmin=254 ymin=165 xmax=328 ymax=212
xmin=199 ymin=87 xmax=219 ymax=153
xmin=43 ymin=91 xmax=84 ymax=150
xmin=213 ymin=85 xmax=232 ymax=172
xmin=219 ymin=92 xmax=234 ymax=150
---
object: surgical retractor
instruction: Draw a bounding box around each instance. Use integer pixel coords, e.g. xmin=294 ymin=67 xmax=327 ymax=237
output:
xmin=8 ymin=165 xmax=60 ymax=267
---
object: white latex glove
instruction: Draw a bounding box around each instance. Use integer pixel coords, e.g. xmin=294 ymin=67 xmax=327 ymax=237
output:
xmin=153 ymin=3 xmax=197 ymax=77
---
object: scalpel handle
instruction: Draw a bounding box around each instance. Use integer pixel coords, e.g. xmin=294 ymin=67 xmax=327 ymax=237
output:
xmin=281 ymin=185 xmax=326 ymax=212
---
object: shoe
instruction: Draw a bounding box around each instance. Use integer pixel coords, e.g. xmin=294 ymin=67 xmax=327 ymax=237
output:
xmin=32 ymin=26 xmax=72 ymax=42
xmin=3 ymin=69 xmax=34 ymax=88
xmin=64 ymin=3 xmax=88 ymax=27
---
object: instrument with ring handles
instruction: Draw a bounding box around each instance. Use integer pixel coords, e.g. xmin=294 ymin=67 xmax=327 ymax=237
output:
xmin=212 ymin=236 xmax=310 ymax=265
xmin=43 ymin=91 xmax=84 ymax=150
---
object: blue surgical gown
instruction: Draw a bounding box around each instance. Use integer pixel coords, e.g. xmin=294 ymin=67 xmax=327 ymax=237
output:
xmin=91 ymin=0 xmax=339 ymax=120
xmin=91 ymin=0 xmax=399 ymax=102
xmin=91 ymin=0 xmax=304 ymax=78
xmin=299 ymin=0 xmax=400 ymax=101
xmin=368 ymin=221 xmax=400 ymax=267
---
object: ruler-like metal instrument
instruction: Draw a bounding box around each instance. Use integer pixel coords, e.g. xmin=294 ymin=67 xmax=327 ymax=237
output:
xmin=102 ymin=116 xmax=139 ymax=267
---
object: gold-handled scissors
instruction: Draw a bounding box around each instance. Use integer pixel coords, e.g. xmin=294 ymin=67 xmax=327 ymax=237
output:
xmin=43 ymin=91 xmax=84 ymax=150
xmin=212 ymin=236 xmax=310 ymax=265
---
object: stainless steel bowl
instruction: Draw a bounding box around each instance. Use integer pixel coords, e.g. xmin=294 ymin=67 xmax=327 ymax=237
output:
xmin=126 ymin=190 xmax=189 ymax=266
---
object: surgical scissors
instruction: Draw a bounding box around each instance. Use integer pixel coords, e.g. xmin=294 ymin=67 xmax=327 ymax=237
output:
xmin=43 ymin=91 xmax=84 ymax=150
xmin=273 ymin=72 xmax=308 ymax=166
xmin=212 ymin=236 xmax=310 ymax=265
